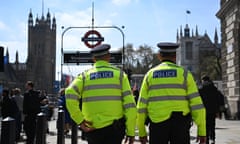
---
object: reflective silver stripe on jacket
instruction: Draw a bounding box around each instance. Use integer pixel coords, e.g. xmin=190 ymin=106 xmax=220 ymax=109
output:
xmin=148 ymin=96 xmax=187 ymax=102
xmin=191 ymin=104 xmax=205 ymax=110
xmin=82 ymin=96 xmax=122 ymax=102
xmin=138 ymin=108 xmax=147 ymax=113
xmin=149 ymin=84 xmax=186 ymax=90
xmin=72 ymin=85 xmax=81 ymax=95
xmin=139 ymin=97 xmax=148 ymax=104
xmin=83 ymin=84 xmax=121 ymax=91
xmin=122 ymin=90 xmax=132 ymax=97
xmin=66 ymin=94 xmax=79 ymax=100
xmin=124 ymin=103 xmax=136 ymax=109
xmin=187 ymin=92 xmax=199 ymax=100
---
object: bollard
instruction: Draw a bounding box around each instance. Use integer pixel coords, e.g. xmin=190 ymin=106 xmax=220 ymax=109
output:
xmin=0 ymin=117 xmax=16 ymax=144
xmin=57 ymin=106 xmax=65 ymax=144
xmin=71 ymin=122 xmax=78 ymax=144
xmin=36 ymin=112 xmax=47 ymax=144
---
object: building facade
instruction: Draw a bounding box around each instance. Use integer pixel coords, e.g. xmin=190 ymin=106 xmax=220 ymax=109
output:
xmin=0 ymin=10 xmax=57 ymax=94
xmin=26 ymin=10 xmax=56 ymax=94
xmin=176 ymin=24 xmax=221 ymax=81
xmin=217 ymin=0 xmax=240 ymax=119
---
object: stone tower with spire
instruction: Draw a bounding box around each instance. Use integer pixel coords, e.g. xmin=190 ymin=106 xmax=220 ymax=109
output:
xmin=176 ymin=24 xmax=220 ymax=80
xmin=27 ymin=9 xmax=56 ymax=94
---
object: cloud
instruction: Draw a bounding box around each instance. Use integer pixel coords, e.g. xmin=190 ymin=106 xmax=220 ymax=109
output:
xmin=0 ymin=21 xmax=8 ymax=30
xmin=1 ymin=40 xmax=27 ymax=63
xmin=56 ymin=10 xmax=92 ymax=27
xmin=112 ymin=0 xmax=132 ymax=6
xmin=56 ymin=8 xmax=117 ymax=50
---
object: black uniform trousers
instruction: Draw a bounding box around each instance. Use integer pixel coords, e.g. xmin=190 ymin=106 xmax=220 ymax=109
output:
xmin=149 ymin=112 xmax=191 ymax=144
xmin=24 ymin=115 xmax=37 ymax=144
xmin=206 ymin=113 xmax=216 ymax=143
xmin=86 ymin=118 xmax=125 ymax=144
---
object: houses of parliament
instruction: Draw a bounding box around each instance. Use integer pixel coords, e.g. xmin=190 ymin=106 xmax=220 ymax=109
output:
xmin=0 ymin=9 xmax=56 ymax=94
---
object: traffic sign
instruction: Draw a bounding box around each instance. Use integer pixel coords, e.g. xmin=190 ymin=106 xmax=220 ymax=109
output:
xmin=63 ymin=51 xmax=122 ymax=64
xmin=81 ymin=30 xmax=104 ymax=48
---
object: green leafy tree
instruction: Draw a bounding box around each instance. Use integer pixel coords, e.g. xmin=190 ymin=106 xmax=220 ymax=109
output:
xmin=197 ymin=48 xmax=222 ymax=80
xmin=122 ymin=44 xmax=159 ymax=74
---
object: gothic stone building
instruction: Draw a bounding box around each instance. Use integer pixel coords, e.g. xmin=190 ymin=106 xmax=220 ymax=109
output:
xmin=176 ymin=24 xmax=220 ymax=82
xmin=217 ymin=0 xmax=240 ymax=118
xmin=0 ymin=10 xmax=56 ymax=94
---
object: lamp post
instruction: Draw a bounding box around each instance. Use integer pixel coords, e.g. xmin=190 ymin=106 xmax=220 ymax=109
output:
xmin=60 ymin=25 xmax=125 ymax=88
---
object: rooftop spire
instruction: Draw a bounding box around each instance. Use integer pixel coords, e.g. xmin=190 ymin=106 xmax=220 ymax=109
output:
xmin=214 ymin=27 xmax=219 ymax=44
xmin=42 ymin=0 xmax=44 ymax=17
xmin=92 ymin=1 xmax=95 ymax=29
xmin=195 ymin=25 xmax=199 ymax=36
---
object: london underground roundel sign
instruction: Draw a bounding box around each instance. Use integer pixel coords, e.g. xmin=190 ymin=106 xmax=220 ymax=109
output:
xmin=81 ymin=30 xmax=104 ymax=48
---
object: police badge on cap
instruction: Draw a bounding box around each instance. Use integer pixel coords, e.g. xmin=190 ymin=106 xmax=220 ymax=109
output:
xmin=157 ymin=42 xmax=179 ymax=53
xmin=90 ymin=44 xmax=111 ymax=56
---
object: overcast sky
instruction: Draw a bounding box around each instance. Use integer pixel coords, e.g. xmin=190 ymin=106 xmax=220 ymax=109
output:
xmin=0 ymin=0 xmax=221 ymax=78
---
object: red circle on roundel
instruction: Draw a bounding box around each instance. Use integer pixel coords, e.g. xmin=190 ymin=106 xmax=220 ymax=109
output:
xmin=83 ymin=30 xmax=103 ymax=48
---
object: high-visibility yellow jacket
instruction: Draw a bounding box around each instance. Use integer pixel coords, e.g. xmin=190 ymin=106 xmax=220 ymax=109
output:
xmin=65 ymin=60 xmax=137 ymax=136
xmin=137 ymin=61 xmax=206 ymax=137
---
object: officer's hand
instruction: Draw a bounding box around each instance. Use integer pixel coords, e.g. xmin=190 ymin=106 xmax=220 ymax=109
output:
xmin=139 ymin=136 xmax=148 ymax=144
xmin=196 ymin=136 xmax=206 ymax=144
xmin=79 ymin=120 xmax=95 ymax=132
xmin=124 ymin=136 xmax=134 ymax=144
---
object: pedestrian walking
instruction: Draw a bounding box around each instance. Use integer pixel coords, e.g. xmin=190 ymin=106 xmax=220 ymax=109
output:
xmin=137 ymin=42 xmax=206 ymax=144
xmin=11 ymin=88 xmax=24 ymax=141
xmin=217 ymin=90 xmax=229 ymax=120
xmin=58 ymin=88 xmax=73 ymax=135
xmin=199 ymin=75 xmax=221 ymax=144
xmin=23 ymin=81 xmax=41 ymax=144
xmin=65 ymin=44 xmax=137 ymax=144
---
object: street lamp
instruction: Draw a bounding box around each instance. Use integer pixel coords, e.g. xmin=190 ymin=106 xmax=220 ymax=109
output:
xmin=60 ymin=25 xmax=125 ymax=88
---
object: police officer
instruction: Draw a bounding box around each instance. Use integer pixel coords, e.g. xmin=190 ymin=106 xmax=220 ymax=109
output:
xmin=65 ymin=44 xmax=137 ymax=144
xmin=137 ymin=42 xmax=207 ymax=144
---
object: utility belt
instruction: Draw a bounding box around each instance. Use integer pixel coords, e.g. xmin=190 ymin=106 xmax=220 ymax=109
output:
xmin=147 ymin=112 xmax=191 ymax=125
xmin=171 ymin=111 xmax=190 ymax=117
xmin=85 ymin=117 xmax=126 ymax=138
xmin=112 ymin=117 xmax=126 ymax=138
xmin=86 ymin=117 xmax=126 ymax=132
xmin=112 ymin=117 xmax=126 ymax=131
xmin=85 ymin=117 xmax=126 ymax=142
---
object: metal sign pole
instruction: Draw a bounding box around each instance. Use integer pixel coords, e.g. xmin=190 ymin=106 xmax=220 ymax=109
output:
xmin=60 ymin=25 xmax=125 ymax=88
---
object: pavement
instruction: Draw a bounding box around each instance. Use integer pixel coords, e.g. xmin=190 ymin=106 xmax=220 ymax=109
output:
xmin=8 ymin=118 xmax=238 ymax=144
xmin=1 ymin=108 xmax=240 ymax=144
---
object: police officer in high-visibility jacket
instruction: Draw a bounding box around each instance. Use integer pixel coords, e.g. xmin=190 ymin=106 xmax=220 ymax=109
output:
xmin=65 ymin=44 xmax=137 ymax=144
xmin=137 ymin=42 xmax=206 ymax=144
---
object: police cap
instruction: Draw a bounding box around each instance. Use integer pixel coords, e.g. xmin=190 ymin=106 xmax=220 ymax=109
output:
xmin=157 ymin=42 xmax=179 ymax=53
xmin=90 ymin=44 xmax=111 ymax=56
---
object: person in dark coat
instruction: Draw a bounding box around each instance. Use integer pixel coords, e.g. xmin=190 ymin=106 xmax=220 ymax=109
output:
xmin=1 ymin=88 xmax=12 ymax=118
xmin=1 ymin=88 xmax=20 ymax=141
xmin=1 ymin=88 xmax=20 ymax=119
xmin=199 ymin=75 xmax=220 ymax=144
xmin=23 ymin=81 xmax=41 ymax=144
xmin=217 ymin=90 xmax=227 ymax=119
xmin=58 ymin=88 xmax=72 ymax=134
